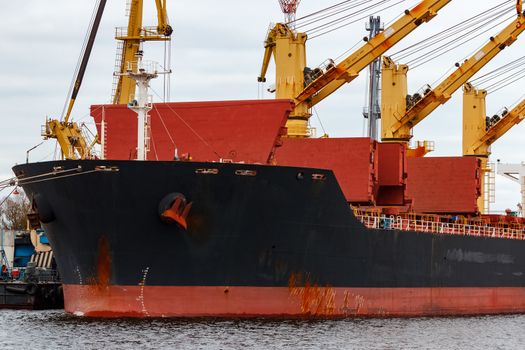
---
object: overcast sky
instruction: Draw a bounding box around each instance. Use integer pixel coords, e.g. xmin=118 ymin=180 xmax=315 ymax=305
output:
xmin=1 ymin=0 xmax=524 ymax=212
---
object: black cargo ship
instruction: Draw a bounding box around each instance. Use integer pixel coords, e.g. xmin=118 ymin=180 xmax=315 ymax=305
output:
xmin=12 ymin=159 xmax=525 ymax=317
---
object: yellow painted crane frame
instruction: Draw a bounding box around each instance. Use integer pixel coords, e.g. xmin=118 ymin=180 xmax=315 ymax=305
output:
xmin=260 ymin=0 xmax=451 ymax=137
xmin=113 ymin=0 xmax=172 ymax=105
xmin=463 ymin=83 xmax=525 ymax=213
xmin=45 ymin=0 xmax=172 ymax=160
xmin=382 ymin=4 xmax=525 ymax=143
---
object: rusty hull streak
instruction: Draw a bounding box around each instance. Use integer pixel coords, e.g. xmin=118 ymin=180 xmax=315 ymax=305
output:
xmin=91 ymin=236 xmax=111 ymax=291
xmin=287 ymin=273 xmax=386 ymax=317
xmin=288 ymin=272 xmax=337 ymax=316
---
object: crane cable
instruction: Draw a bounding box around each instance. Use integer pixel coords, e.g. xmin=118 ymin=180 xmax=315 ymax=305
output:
xmin=471 ymin=56 xmax=525 ymax=85
xmin=468 ymin=58 xmax=525 ymax=96
xmin=308 ymin=0 xmax=406 ymax=39
xmin=391 ymin=1 xmax=510 ymax=60
xmin=290 ymin=0 xmax=370 ymax=27
xmin=485 ymin=69 xmax=525 ymax=94
xmin=293 ymin=0 xmax=378 ymax=30
xmin=60 ymin=0 xmax=103 ymax=122
xmin=409 ymin=13 xmax=514 ymax=69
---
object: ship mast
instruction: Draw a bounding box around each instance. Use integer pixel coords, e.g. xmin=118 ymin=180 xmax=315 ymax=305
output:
xmin=116 ymin=52 xmax=169 ymax=160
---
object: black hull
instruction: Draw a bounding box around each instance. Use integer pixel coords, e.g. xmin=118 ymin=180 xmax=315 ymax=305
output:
xmin=12 ymin=160 xmax=525 ymax=317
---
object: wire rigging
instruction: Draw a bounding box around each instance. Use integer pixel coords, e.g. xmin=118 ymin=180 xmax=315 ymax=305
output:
xmin=60 ymin=0 xmax=103 ymax=121
xmin=485 ymin=69 xmax=525 ymax=94
xmin=390 ymin=1 xmax=510 ymax=59
xmin=292 ymin=0 xmax=371 ymax=30
xmin=290 ymin=0 xmax=366 ymax=26
xmin=471 ymin=55 xmax=525 ymax=86
xmin=410 ymin=13 xmax=514 ymax=69
xmin=311 ymin=0 xmax=407 ymax=40
xmin=287 ymin=0 xmax=409 ymax=40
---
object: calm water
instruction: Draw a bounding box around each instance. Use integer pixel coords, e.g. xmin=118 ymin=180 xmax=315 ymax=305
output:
xmin=1 ymin=310 xmax=524 ymax=349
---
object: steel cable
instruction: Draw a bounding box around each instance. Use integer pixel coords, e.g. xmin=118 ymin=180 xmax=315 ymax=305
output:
xmin=60 ymin=0 xmax=102 ymax=121
xmin=309 ymin=0 xmax=406 ymax=39
xmin=293 ymin=0 xmax=372 ymax=30
xmin=390 ymin=1 xmax=510 ymax=60
xmin=409 ymin=14 xmax=514 ymax=69
xmin=471 ymin=56 xmax=525 ymax=85
xmin=291 ymin=0 xmax=368 ymax=27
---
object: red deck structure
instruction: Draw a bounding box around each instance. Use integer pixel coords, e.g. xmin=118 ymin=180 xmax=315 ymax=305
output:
xmin=91 ymin=100 xmax=293 ymax=164
xmin=406 ymin=156 xmax=481 ymax=214
xmin=275 ymin=137 xmax=377 ymax=203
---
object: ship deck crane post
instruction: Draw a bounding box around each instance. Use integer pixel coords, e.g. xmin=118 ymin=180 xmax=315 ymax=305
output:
xmin=112 ymin=0 xmax=173 ymax=105
xmin=258 ymin=0 xmax=309 ymax=137
xmin=381 ymin=1 xmax=525 ymax=149
xmin=260 ymin=0 xmax=452 ymax=138
xmin=463 ymin=83 xmax=525 ymax=213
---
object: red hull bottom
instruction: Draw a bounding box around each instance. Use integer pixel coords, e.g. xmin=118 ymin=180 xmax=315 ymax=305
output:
xmin=64 ymin=285 xmax=525 ymax=318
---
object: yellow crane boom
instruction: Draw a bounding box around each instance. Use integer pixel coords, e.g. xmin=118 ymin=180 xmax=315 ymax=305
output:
xmin=294 ymin=0 xmax=452 ymax=108
xmin=44 ymin=0 xmax=172 ymax=160
xmin=464 ymin=85 xmax=525 ymax=157
xmin=260 ymin=0 xmax=451 ymax=137
xmin=42 ymin=0 xmax=107 ymax=160
xmin=383 ymin=5 xmax=525 ymax=142
xmin=462 ymin=82 xmax=525 ymax=213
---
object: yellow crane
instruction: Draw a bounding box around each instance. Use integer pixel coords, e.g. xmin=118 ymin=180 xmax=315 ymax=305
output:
xmin=259 ymin=23 xmax=308 ymax=137
xmin=381 ymin=2 xmax=525 ymax=147
xmin=463 ymin=83 xmax=525 ymax=212
xmin=42 ymin=0 xmax=107 ymax=160
xmin=259 ymin=0 xmax=452 ymax=138
xmin=112 ymin=0 xmax=172 ymax=104
xmin=43 ymin=0 xmax=172 ymax=160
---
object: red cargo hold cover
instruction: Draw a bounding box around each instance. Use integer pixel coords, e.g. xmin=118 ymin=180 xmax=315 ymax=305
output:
xmin=376 ymin=143 xmax=407 ymax=206
xmin=275 ymin=137 xmax=377 ymax=203
xmin=407 ymin=157 xmax=481 ymax=214
xmin=91 ymin=100 xmax=293 ymax=163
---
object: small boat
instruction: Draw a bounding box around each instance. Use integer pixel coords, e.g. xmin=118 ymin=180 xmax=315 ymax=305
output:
xmin=0 ymin=228 xmax=63 ymax=310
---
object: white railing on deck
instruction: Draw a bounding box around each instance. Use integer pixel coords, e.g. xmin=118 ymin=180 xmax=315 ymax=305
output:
xmin=354 ymin=213 xmax=525 ymax=240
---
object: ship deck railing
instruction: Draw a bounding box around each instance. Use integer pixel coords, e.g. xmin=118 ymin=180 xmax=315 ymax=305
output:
xmin=354 ymin=212 xmax=525 ymax=240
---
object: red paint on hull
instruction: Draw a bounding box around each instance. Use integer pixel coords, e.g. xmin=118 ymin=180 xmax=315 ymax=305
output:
xmin=64 ymin=284 xmax=525 ymax=318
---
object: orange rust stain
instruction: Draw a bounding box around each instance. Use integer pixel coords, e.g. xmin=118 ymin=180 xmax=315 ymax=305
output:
xmin=288 ymin=272 xmax=336 ymax=316
xmin=95 ymin=236 xmax=111 ymax=290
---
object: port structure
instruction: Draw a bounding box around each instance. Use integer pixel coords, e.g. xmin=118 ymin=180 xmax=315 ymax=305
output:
xmin=497 ymin=163 xmax=525 ymax=218
xmin=381 ymin=2 xmax=525 ymax=150
xmin=259 ymin=0 xmax=452 ymax=138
